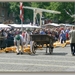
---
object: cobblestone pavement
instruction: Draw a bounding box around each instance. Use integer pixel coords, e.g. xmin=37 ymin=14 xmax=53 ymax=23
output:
xmin=0 ymin=45 xmax=75 ymax=73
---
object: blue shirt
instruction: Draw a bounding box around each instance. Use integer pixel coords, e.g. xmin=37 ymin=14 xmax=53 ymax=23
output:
xmin=40 ymin=31 xmax=46 ymax=35
xmin=59 ymin=32 xmax=66 ymax=40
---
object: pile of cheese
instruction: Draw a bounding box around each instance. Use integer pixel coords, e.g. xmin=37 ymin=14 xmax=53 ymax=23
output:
xmin=0 ymin=40 xmax=70 ymax=53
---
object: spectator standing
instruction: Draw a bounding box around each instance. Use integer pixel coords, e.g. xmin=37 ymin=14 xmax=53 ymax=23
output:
xmin=69 ymin=26 xmax=75 ymax=56
xmin=59 ymin=30 xmax=66 ymax=44
xmin=24 ymin=30 xmax=30 ymax=48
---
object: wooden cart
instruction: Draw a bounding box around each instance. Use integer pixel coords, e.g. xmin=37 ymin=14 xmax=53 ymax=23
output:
xmin=30 ymin=34 xmax=55 ymax=54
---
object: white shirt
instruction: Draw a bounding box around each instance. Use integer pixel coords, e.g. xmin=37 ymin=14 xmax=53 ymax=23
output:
xmin=14 ymin=34 xmax=24 ymax=43
xmin=24 ymin=32 xmax=30 ymax=42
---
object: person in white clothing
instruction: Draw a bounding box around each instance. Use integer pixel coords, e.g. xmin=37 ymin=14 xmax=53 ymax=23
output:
xmin=14 ymin=31 xmax=24 ymax=55
xmin=24 ymin=30 xmax=30 ymax=48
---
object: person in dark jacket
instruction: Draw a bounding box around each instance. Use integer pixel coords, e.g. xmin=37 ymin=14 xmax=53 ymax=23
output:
xmin=6 ymin=33 xmax=14 ymax=47
xmin=69 ymin=26 xmax=75 ymax=56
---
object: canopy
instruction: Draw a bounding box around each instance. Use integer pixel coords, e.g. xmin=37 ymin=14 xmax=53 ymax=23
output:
xmin=0 ymin=24 xmax=10 ymax=28
xmin=42 ymin=23 xmax=60 ymax=27
xmin=9 ymin=24 xmax=41 ymax=28
xmin=59 ymin=23 xmax=74 ymax=27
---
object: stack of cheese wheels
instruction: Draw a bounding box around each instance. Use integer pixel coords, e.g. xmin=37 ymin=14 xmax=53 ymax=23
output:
xmin=37 ymin=45 xmax=43 ymax=50
xmin=37 ymin=45 xmax=42 ymax=48
xmin=53 ymin=41 xmax=61 ymax=47
xmin=4 ymin=46 xmax=17 ymax=53
xmin=23 ymin=47 xmax=31 ymax=53
xmin=66 ymin=40 xmax=70 ymax=45
xmin=0 ymin=49 xmax=5 ymax=53
xmin=27 ymin=45 xmax=30 ymax=48
xmin=4 ymin=47 xmax=12 ymax=52
xmin=61 ymin=43 xmax=66 ymax=48
xmin=10 ymin=46 xmax=17 ymax=53
xmin=43 ymin=44 xmax=47 ymax=47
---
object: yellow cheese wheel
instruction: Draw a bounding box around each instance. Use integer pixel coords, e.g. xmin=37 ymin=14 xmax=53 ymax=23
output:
xmin=5 ymin=47 xmax=12 ymax=51
xmin=0 ymin=49 xmax=5 ymax=53
xmin=43 ymin=44 xmax=46 ymax=47
xmin=61 ymin=43 xmax=66 ymax=48
xmin=23 ymin=48 xmax=31 ymax=53
xmin=66 ymin=40 xmax=70 ymax=44
xmin=27 ymin=45 xmax=30 ymax=48
xmin=53 ymin=43 xmax=56 ymax=48
xmin=37 ymin=45 xmax=42 ymax=48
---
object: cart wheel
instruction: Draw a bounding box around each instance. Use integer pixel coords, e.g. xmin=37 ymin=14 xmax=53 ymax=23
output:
xmin=32 ymin=45 xmax=36 ymax=54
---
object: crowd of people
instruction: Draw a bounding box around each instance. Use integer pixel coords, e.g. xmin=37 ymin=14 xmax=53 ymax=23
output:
xmin=0 ymin=26 xmax=74 ymax=55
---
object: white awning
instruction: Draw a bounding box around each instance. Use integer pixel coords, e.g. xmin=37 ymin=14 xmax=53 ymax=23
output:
xmin=43 ymin=23 xmax=60 ymax=27
xmin=0 ymin=24 xmax=10 ymax=28
xmin=9 ymin=24 xmax=41 ymax=28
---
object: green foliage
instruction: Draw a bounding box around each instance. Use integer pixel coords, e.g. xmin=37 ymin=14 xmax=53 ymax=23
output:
xmin=9 ymin=2 xmax=19 ymax=12
xmin=7 ymin=2 xmax=75 ymax=24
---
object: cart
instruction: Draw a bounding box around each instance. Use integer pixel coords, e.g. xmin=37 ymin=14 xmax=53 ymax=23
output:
xmin=30 ymin=34 xmax=55 ymax=54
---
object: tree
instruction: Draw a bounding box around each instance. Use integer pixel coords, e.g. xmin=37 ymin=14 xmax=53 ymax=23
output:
xmin=8 ymin=2 xmax=75 ymax=24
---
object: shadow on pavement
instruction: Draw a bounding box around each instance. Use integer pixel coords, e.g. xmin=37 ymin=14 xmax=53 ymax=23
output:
xmin=45 ymin=52 xmax=68 ymax=56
